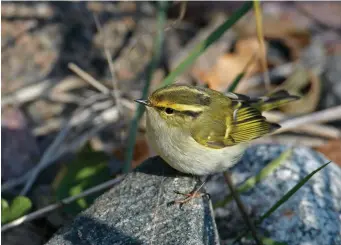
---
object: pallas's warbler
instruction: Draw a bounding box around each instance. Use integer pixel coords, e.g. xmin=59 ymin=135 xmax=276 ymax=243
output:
xmin=136 ymin=84 xmax=298 ymax=176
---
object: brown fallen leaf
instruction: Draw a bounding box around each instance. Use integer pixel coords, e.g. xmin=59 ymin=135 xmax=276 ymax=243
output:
xmin=297 ymin=2 xmax=341 ymax=31
xmin=274 ymin=65 xmax=321 ymax=115
xmin=113 ymin=135 xmax=150 ymax=169
xmin=200 ymin=37 xmax=264 ymax=92
xmin=315 ymin=140 xmax=341 ymax=167
xmin=235 ymin=11 xmax=311 ymax=60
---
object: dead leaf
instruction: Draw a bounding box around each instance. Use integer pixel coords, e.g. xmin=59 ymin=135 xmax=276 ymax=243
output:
xmin=297 ymin=2 xmax=341 ymax=30
xmin=113 ymin=135 xmax=150 ymax=169
xmin=315 ymin=140 xmax=341 ymax=167
xmin=200 ymin=38 xmax=264 ymax=92
xmin=275 ymin=65 xmax=321 ymax=115
xmin=235 ymin=11 xmax=311 ymax=60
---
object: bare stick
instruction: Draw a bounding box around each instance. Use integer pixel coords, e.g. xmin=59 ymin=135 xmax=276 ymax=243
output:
xmin=253 ymin=135 xmax=327 ymax=147
xmin=19 ymin=115 xmax=74 ymax=195
xmin=68 ymin=63 xmax=110 ymax=95
xmin=254 ymin=0 xmax=270 ymax=92
xmin=164 ymin=1 xmax=187 ymax=31
xmin=276 ymin=105 xmax=341 ymax=134
xmin=1 ymin=176 xmax=125 ymax=232
xmin=93 ymin=14 xmax=121 ymax=110
xmin=2 ymin=77 xmax=87 ymax=107
xmin=68 ymin=62 xmax=135 ymax=111
xmin=264 ymin=111 xmax=341 ymax=139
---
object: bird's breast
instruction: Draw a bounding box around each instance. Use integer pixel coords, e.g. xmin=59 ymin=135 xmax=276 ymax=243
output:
xmin=145 ymin=108 xmax=246 ymax=175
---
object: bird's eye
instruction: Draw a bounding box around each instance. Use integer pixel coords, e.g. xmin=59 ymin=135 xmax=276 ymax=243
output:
xmin=165 ymin=108 xmax=174 ymax=114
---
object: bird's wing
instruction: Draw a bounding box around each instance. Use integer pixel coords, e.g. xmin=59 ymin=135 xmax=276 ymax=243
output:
xmin=190 ymin=93 xmax=280 ymax=149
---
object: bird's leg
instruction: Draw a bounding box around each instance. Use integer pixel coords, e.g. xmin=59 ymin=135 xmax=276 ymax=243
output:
xmin=170 ymin=175 xmax=211 ymax=207
xmin=223 ymin=172 xmax=263 ymax=245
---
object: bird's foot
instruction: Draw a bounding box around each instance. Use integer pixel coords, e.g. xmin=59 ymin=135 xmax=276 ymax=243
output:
xmin=168 ymin=190 xmax=210 ymax=209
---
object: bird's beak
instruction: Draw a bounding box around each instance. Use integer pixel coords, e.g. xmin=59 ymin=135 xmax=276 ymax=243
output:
xmin=134 ymin=99 xmax=150 ymax=106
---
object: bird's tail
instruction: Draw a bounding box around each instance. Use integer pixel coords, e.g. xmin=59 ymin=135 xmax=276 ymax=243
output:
xmin=252 ymin=90 xmax=300 ymax=112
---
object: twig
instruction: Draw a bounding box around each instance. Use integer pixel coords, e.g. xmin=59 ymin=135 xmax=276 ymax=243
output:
xmin=276 ymin=105 xmax=341 ymax=134
xmin=124 ymin=1 xmax=168 ymax=173
xmin=93 ymin=14 xmax=121 ymax=110
xmin=67 ymin=63 xmax=135 ymax=110
xmin=223 ymin=172 xmax=263 ymax=245
xmin=264 ymin=111 xmax=341 ymax=139
xmin=2 ymin=94 xmax=120 ymax=194
xmin=253 ymin=0 xmax=270 ymax=92
xmin=2 ymin=79 xmax=52 ymax=106
xmin=253 ymin=135 xmax=328 ymax=147
xmin=2 ymin=76 xmax=88 ymax=107
xmin=1 ymin=176 xmax=125 ymax=232
xmin=228 ymin=51 xmax=258 ymax=92
xmin=244 ymin=62 xmax=296 ymax=92
xmin=68 ymin=63 xmax=110 ymax=95
xmin=19 ymin=111 xmax=76 ymax=195
xmin=164 ymin=1 xmax=187 ymax=31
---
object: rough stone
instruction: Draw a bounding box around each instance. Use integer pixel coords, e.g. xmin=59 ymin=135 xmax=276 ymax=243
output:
xmin=320 ymin=55 xmax=341 ymax=112
xmin=207 ymin=145 xmax=341 ymax=245
xmin=45 ymin=156 xmax=220 ymax=245
xmin=45 ymin=145 xmax=341 ymax=245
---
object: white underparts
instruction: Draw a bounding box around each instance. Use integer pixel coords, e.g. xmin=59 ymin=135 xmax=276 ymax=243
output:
xmin=145 ymin=107 xmax=247 ymax=175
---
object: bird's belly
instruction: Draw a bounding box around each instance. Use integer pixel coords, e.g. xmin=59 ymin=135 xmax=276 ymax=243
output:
xmin=146 ymin=110 xmax=246 ymax=175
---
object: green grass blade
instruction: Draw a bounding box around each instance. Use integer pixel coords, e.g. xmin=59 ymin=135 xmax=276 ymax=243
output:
xmin=227 ymin=50 xmax=257 ymax=93
xmin=228 ymin=72 xmax=245 ymax=92
xmin=215 ymin=150 xmax=292 ymax=208
xmin=160 ymin=1 xmax=253 ymax=87
xmin=230 ymin=161 xmax=331 ymax=245
xmin=257 ymin=161 xmax=331 ymax=224
xmin=123 ymin=1 xmax=168 ymax=173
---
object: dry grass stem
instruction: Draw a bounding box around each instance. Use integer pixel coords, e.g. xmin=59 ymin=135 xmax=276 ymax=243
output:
xmin=1 ymin=176 xmax=125 ymax=232
xmin=276 ymin=105 xmax=341 ymax=134
xmin=2 ymin=94 xmax=120 ymax=193
xmin=165 ymin=1 xmax=187 ymax=31
xmin=254 ymin=135 xmax=328 ymax=147
xmin=93 ymin=13 xmax=121 ymax=109
xmin=264 ymin=111 xmax=341 ymax=139
xmin=253 ymin=0 xmax=270 ymax=92
xmin=68 ymin=63 xmax=110 ymax=95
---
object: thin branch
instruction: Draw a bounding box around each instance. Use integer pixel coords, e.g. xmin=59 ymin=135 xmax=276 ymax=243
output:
xmin=2 ymin=94 xmax=120 ymax=193
xmin=253 ymin=0 xmax=270 ymax=91
xmin=264 ymin=111 xmax=341 ymax=139
xmin=68 ymin=62 xmax=135 ymax=113
xmin=68 ymin=63 xmax=110 ymax=95
xmin=164 ymin=1 xmax=187 ymax=31
xmin=19 ymin=110 xmax=77 ymax=195
xmin=227 ymin=51 xmax=258 ymax=92
xmin=2 ymin=77 xmax=87 ymax=107
xmin=124 ymin=1 xmax=168 ymax=173
xmin=93 ymin=14 xmax=121 ymax=110
xmin=276 ymin=105 xmax=341 ymax=134
xmin=253 ymin=135 xmax=327 ymax=148
xmin=1 ymin=176 xmax=125 ymax=232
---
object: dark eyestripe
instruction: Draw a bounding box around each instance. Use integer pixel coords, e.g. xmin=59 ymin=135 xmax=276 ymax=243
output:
xmin=156 ymin=107 xmax=202 ymax=118
xmin=182 ymin=110 xmax=202 ymax=118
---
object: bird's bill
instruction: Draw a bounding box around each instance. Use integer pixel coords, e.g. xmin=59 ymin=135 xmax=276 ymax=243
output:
xmin=134 ymin=99 xmax=150 ymax=106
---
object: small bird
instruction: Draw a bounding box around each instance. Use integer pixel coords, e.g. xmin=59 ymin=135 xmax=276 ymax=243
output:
xmin=135 ymin=84 xmax=299 ymax=202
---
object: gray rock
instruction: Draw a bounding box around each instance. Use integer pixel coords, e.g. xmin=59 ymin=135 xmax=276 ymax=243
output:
xmin=45 ymin=145 xmax=341 ymax=245
xmin=207 ymin=145 xmax=341 ymax=245
xmin=45 ymin=156 xmax=220 ymax=245
xmin=320 ymin=55 xmax=341 ymax=111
